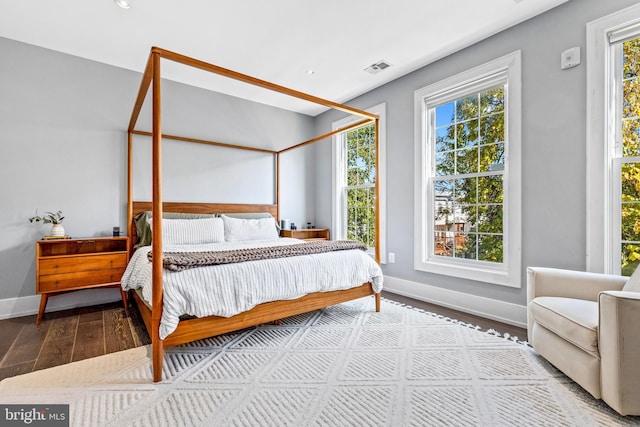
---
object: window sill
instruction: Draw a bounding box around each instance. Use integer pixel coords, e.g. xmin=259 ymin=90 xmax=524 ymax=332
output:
xmin=414 ymin=257 xmax=520 ymax=288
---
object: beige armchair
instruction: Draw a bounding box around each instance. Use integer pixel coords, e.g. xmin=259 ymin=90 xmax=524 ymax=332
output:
xmin=527 ymin=267 xmax=640 ymax=416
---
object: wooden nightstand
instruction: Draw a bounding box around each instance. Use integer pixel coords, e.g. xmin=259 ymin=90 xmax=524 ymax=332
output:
xmin=35 ymin=236 xmax=129 ymax=324
xmin=280 ymin=228 xmax=330 ymax=241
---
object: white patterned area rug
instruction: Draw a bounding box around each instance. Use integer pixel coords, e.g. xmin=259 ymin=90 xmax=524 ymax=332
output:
xmin=0 ymin=298 xmax=638 ymax=426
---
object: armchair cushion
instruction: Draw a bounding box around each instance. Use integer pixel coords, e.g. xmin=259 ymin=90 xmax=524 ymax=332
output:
xmin=529 ymin=296 xmax=599 ymax=357
xmin=622 ymin=267 xmax=640 ymax=292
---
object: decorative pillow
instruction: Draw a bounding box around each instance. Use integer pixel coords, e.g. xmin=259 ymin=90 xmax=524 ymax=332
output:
xmin=623 ymin=267 xmax=640 ymax=292
xmin=134 ymin=211 xmax=216 ymax=248
xmin=157 ymin=217 xmax=225 ymax=245
xmin=221 ymin=212 xmax=281 ymax=232
xmin=221 ymin=214 xmax=279 ymax=242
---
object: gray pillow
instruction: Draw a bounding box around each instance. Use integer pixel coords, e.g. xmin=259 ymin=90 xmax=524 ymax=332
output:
xmin=133 ymin=211 xmax=216 ymax=249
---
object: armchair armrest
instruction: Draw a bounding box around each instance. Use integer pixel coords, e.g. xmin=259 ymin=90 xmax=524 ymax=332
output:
xmin=527 ymin=267 xmax=626 ymax=303
xmin=599 ymin=291 xmax=640 ymax=415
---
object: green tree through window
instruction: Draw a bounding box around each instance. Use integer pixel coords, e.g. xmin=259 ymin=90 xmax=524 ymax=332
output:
xmin=345 ymin=124 xmax=376 ymax=248
xmin=433 ymin=86 xmax=505 ymax=262
xmin=620 ymin=38 xmax=640 ymax=275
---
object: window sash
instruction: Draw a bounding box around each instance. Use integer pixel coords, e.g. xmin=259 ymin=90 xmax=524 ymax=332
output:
xmin=609 ymin=32 xmax=640 ymax=275
xmin=341 ymin=124 xmax=376 ymax=247
xmin=613 ymin=36 xmax=640 ymax=275
xmin=344 ymin=183 xmax=376 ymax=250
xmin=426 ymin=82 xmax=507 ymax=266
xmin=614 ymin=156 xmax=640 ymax=274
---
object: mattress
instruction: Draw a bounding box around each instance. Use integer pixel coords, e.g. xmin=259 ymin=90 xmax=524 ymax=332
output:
xmin=121 ymin=238 xmax=383 ymax=339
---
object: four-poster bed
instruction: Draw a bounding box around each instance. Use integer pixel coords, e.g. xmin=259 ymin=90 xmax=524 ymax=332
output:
xmin=125 ymin=47 xmax=382 ymax=382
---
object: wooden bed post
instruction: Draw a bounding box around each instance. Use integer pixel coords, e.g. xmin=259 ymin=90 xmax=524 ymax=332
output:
xmin=374 ymin=116 xmax=381 ymax=312
xmin=374 ymin=117 xmax=381 ymax=266
xmin=127 ymin=131 xmax=133 ymax=257
xmin=151 ymin=50 xmax=164 ymax=383
xmin=275 ymin=152 xmax=280 ymax=223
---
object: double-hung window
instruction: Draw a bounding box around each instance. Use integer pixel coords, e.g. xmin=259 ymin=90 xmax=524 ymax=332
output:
xmin=587 ymin=5 xmax=640 ymax=275
xmin=414 ymin=51 xmax=521 ymax=287
xmin=332 ymin=103 xmax=386 ymax=262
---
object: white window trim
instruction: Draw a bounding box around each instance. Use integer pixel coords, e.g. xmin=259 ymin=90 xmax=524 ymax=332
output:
xmin=414 ymin=51 xmax=522 ymax=288
xmin=332 ymin=103 xmax=387 ymax=263
xmin=586 ymin=3 xmax=640 ymax=274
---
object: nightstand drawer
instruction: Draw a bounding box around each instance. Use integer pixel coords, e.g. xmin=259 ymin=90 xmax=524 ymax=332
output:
xmin=38 ymin=267 xmax=126 ymax=292
xmin=39 ymin=253 xmax=127 ymax=276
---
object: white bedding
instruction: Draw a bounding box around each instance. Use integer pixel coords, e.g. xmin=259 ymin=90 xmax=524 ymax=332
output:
xmin=121 ymin=238 xmax=383 ymax=339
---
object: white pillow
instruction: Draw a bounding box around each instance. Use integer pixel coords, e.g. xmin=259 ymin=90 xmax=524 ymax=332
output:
xmin=623 ymin=267 xmax=640 ymax=292
xmin=222 ymin=214 xmax=279 ymax=242
xmin=154 ymin=217 xmax=225 ymax=245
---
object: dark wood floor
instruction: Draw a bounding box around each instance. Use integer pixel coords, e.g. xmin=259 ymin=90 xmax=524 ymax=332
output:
xmin=0 ymin=291 xmax=526 ymax=382
xmin=0 ymin=300 xmax=151 ymax=381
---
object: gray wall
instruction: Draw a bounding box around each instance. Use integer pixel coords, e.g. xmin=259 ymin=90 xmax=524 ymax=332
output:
xmin=314 ymin=0 xmax=640 ymax=306
xmin=3 ymin=0 xmax=638 ymax=312
xmin=0 ymin=37 xmax=314 ymax=301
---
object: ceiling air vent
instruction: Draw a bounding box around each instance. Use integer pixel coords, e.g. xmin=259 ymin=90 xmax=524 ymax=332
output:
xmin=364 ymin=60 xmax=392 ymax=75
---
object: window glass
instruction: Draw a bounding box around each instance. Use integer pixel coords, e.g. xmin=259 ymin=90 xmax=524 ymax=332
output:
xmin=620 ymin=38 xmax=640 ymax=275
xmin=345 ymin=123 xmax=377 ymax=249
xmin=430 ymin=86 xmax=505 ymax=264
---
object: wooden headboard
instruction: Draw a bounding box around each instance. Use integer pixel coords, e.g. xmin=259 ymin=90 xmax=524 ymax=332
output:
xmin=131 ymin=201 xmax=278 ymax=217
xmin=129 ymin=201 xmax=279 ymax=255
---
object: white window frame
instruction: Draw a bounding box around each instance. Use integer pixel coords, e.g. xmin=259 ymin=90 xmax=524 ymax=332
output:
xmin=332 ymin=103 xmax=387 ymax=263
xmin=414 ymin=51 xmax=522 ymax=288
xmin=586 ymin=3 xmax=640 ymax=274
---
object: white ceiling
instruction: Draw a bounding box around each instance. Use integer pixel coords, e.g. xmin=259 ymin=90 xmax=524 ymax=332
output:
xmin=0 ymin=0 xmax=568 ymax=116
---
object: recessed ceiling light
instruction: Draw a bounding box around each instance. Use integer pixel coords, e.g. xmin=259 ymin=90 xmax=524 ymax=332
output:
xmin=305 ymin=69 xmax=315 ymax=75
xmin=114 ymin=0 xmax=131 ymax=9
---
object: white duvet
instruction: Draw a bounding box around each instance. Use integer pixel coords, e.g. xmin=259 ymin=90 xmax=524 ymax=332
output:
xmin=121 ymin=238 xmax=383 ymax=339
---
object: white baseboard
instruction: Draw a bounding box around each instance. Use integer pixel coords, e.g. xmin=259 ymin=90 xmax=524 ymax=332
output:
xmin=1 ymin=277 xmax=526 ymax=328
xmin=384 ymin=275 xmax=527 ymax=328
xmin=0 ymin=288 xmax=123 ymax=320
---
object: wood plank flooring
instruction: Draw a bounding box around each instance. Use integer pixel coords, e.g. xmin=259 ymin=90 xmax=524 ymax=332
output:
xmin=0 ymin=301 xmax=150 ymax=381
xmin=0 ymin=291 xmax=526 ymax=382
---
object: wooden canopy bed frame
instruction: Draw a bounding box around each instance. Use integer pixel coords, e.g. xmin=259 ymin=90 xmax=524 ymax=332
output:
xmin=127 ymin=47 xmax=381 ymax=382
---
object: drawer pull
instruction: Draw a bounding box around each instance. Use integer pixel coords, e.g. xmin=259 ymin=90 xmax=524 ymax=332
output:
xmin=77 ymin=240 xmax=96 ymax=244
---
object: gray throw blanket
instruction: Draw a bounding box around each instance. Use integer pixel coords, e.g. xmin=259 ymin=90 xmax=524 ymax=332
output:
xmin=149 ymin=240 xmax=368 ymax=272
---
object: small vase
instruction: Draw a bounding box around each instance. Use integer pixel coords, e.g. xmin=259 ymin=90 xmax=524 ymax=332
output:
xmin=50 ymin=224 xmax=65 ymax=237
